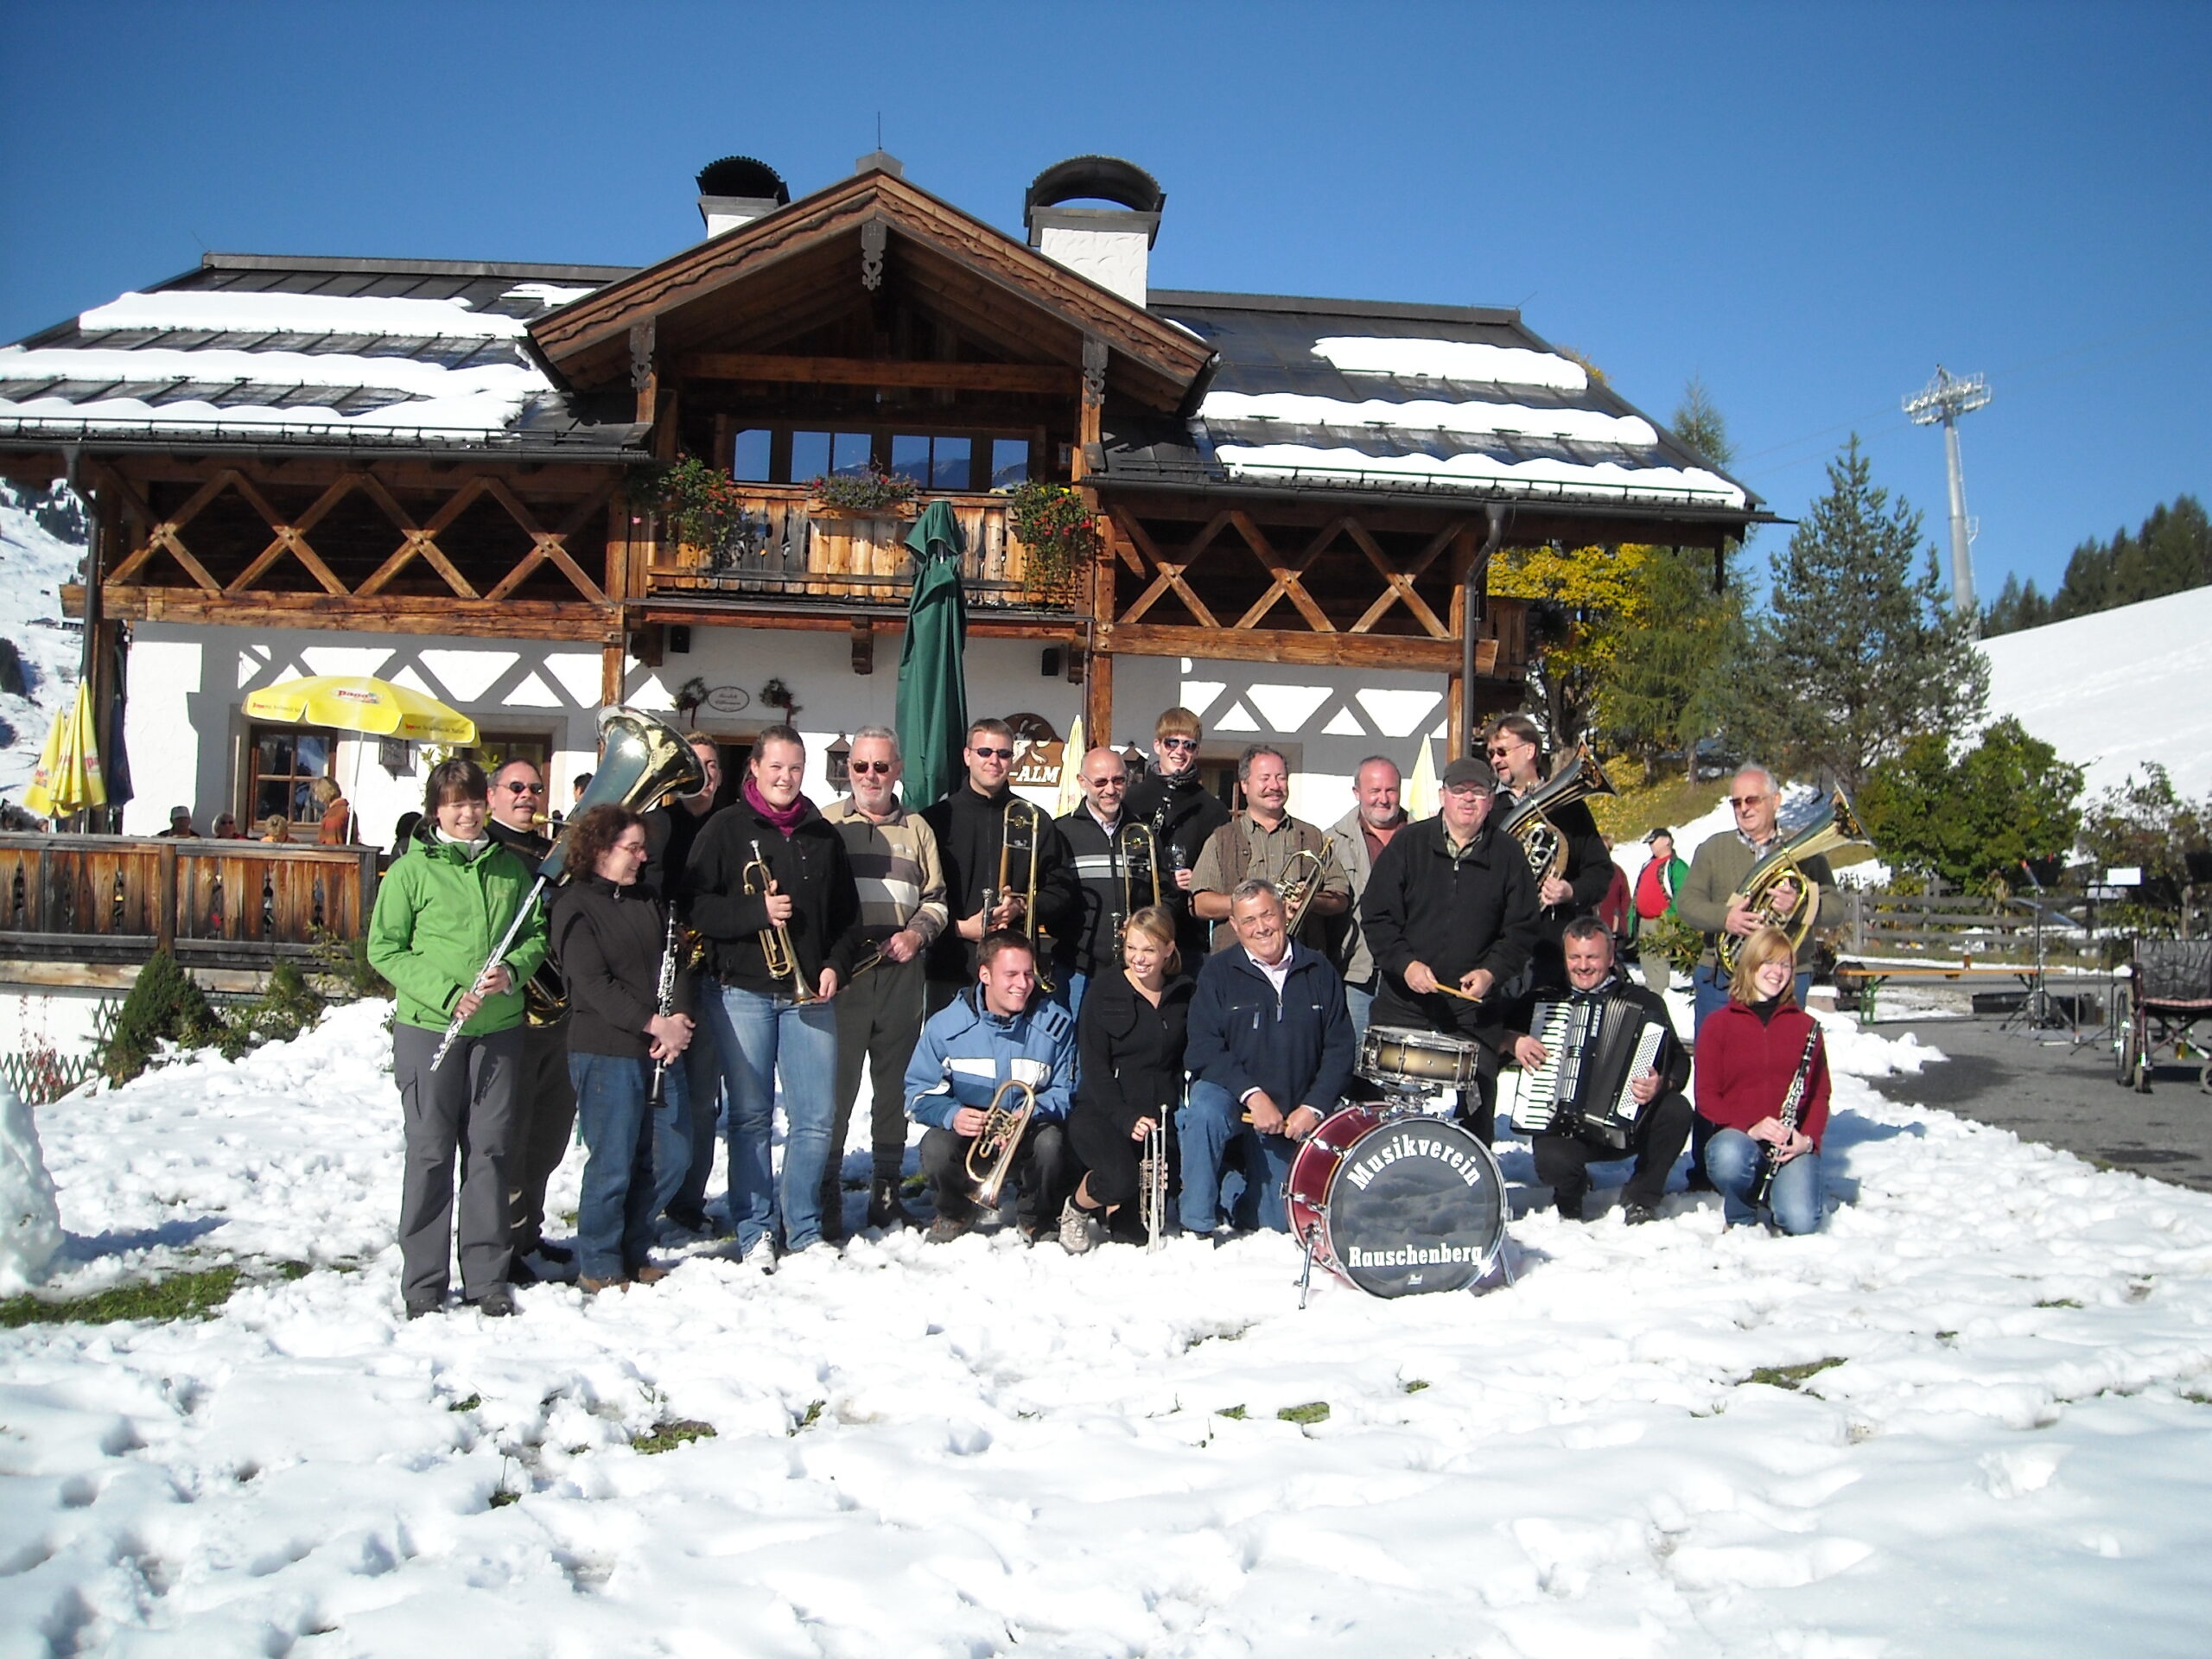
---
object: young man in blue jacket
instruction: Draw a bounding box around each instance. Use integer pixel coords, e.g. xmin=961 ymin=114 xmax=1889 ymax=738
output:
xmin=905 ymin=931 xmax=1077 ymax=1244
xmin=1182 ymin=878 xmax=1357 ymax=1236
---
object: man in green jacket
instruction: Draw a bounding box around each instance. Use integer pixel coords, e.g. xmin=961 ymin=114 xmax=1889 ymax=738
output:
xmin=367 ymin=759 xmax=549 ymax=1319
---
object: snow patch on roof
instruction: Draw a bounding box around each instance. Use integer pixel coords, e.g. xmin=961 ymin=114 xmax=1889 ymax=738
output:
xmin=79 ymin=289 xmax=535 ymax=340
xmin=1201 ymin=390 xmax=1656 ymax=446
xmin=1312 ymin=335 xmax=1588 ymax=391
xmin=499 ymin=282 xmax=598 ymax=308
xmin=1214 ymin=442 xmax=1746 ymax=506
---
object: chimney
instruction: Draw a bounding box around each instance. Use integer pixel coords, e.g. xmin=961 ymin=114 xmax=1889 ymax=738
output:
xmin=853 ymin=149 xmax=904 ymax=178
xmin=696 ymin=155 xmax=790 ymax=238
xmin=1024 ymin=156 xmax=1164 ymax=308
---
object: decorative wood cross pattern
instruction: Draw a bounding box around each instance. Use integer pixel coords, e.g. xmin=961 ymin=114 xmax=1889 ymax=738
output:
xmin=1106 ymin=506 xmax=1467 ymax=639
xmin=97 ymin=467 xmax=614 ymax=606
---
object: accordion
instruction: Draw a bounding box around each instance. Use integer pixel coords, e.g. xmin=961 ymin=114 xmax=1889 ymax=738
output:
xmin=1503 ymin=993 xmax=1669 ymax=1149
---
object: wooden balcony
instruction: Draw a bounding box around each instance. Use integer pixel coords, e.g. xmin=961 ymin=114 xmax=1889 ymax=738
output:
xmin=641 ymin=486 xmax=1077 ymax=613
xmin=0 ymin=835 xmax=380 ymax=990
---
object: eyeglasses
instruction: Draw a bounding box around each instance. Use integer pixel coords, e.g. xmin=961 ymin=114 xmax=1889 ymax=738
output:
xmin=970 ymin=746 xmax=1014 ymax=761
xmin=1159 ymin=736 xmax=1198 ymax=752
xmin=1484 ymin=745 xmax=1517 ymax=758
xmin=849 ymin=760 xmax=894 ymax=776
xmin=1728 ymin=794 xmax=1772 ymax=810
xmin=502 ymin=781 xmax=546 ymax=795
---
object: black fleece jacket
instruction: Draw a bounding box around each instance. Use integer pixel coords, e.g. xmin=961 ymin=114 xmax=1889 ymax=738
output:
xmin=1361 ymin=815 xmax=1543 ymax=1052
xmin=550 ymin=874 xmax=688 ymax=1059
xmin=683 ymin=795 xmax=861 ymax=994
xmin=920 ymin=783 xmax=1079 ymax=984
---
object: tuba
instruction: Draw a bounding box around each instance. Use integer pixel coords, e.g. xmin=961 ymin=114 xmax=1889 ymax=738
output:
xmin=431 ymin=707 xmax=707 ymax=1070
xmin=966 ymin=1078 xmax=1038 ymax=1207
xmin=1497 ymin=746 xmax=1618 ymax=886
xmin=1717 ymin=787 xmax=1869 ymax=974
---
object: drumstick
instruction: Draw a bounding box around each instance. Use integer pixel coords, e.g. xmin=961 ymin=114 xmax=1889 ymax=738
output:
xmin=1432 ymin=983 xmax=1484 ymax=1003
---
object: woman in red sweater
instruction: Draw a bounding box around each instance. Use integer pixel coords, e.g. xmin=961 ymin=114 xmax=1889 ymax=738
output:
xmin=1694 ymin=925 xmax=1830 ymax=1234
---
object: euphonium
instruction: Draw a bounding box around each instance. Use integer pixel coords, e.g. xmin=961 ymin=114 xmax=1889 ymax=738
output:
xmin=1717 ymin=786 xmax=1869 ymax=974
xmin=997 ymin=798 xmax=1052 ymax=995
xmin=1278 ymin=846 xmax=1327 ymax=935
xmin=1497 ymin=745 xmax=1618 ymax=885
xmin=1116 ymin=821 xmax=1161 ymax=947
xmin=746 ymin=837 xmax=816 ymax=1003
xmin=966 ymin=1077 xmax=1037 ymax=1207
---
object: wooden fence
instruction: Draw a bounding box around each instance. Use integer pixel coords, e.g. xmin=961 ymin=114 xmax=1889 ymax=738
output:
xmin=1832 ymin=889 xmax=2102 ymax=967
xmin=0 ymin=834 xmax=380 ymax=980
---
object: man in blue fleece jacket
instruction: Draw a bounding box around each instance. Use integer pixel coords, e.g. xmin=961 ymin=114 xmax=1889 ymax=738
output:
xmin=905 ymin=931 xmax=1077 ymax=1243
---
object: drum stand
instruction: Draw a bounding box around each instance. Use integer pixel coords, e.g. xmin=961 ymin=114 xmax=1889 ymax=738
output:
xmin=1297 ymin=1228 xmax=1318 ymax=1310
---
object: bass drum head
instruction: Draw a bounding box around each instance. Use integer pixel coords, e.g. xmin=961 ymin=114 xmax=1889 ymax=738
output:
xmin=1325 ymin=1116 xmax=1504 ymax=1298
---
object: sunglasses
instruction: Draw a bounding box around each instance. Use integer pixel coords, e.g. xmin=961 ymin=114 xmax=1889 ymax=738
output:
xmin=1484 ymin=745 xmax=1518 ymax=758
xmin=849 ymin=760 xmax=894 ymax=776
xmin=970 ymin=746 xmax=1014 ymax=761
xmin=501 ymin=781 xmax=545 ymax=795
xmin=1159 ymin=736 xmax=1198 ymax=752
xmin=1088 ymin=775 xmax=1127 ymax=788
xmin=1728 ymin=794 xmax=1772 ymax=810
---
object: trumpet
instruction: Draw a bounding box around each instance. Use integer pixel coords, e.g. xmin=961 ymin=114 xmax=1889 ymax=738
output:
xmin=1717 ymin=787 xmax=1868 ymax=974
xmin=1278 ymin=846 xmax=1327 ymax=936
xmin=1140 ymin=1100 xmax=1169 ymax=1252
xmin=996 ymin=798 xmax=1052 ymax=995
xmin=1116 ymin=821 xmax=1161 ymax=948
xmin=966 ymin=1078 xmax=1037 ymax=1208
xmin=746 ymin=838 xmax=816 ymax=1003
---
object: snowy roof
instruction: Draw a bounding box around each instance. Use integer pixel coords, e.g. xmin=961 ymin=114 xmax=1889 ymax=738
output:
xmin=1110 ymin=291 xmax=1760 ymax=518
xmin=0 ymin=254 xmax=647 ymax=458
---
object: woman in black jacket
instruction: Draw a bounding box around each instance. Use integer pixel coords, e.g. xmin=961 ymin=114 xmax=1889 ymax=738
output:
xmin=1064 ymin=906 xmax=1192 ymax=1250
xmin=550 ymin=804 xmax=694 ymax=1292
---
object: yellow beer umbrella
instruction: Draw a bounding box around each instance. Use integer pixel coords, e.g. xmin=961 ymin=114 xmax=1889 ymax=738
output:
xmin=242 ymin=675 xmax=477 ymax=745
xmin=22 ymin=683 xmax=107 ymax=820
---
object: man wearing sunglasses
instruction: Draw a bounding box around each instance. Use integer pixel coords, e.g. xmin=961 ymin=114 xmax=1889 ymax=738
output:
xmin=1055 ymin=746 xmax=1146 ymax=1017
xmin=820 ymin=726 xmax=946 ymax=1235
xmin=1122 ymin=707 xmax=1230 ymax=972
xmin=485 ymin=758 xmax=577 ymax=1281
xmin=921 ymin=716 xmax=1079 ymax=1014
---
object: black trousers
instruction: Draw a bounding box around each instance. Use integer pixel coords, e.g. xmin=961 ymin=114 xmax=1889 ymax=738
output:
xmin=1532 ymin=1090 xmax=1693 ymax=1212
xmin=919 ymin=1120 xmax=1073 ymax=1227
xmin=1369 ymin=984 xmax=1500 ymax=1145
xmin=508 ymin=1019 xmax=575 ymax=1251
xmin=1067 ymin=1103 xmax=1171 ymax=1210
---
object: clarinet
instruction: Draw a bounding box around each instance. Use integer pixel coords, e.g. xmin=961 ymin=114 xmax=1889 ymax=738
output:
xmin=1747 ymin=1024 xmax=1822 ymax=1207
xmin=646 ymin=898 xmax=682 ymax=1110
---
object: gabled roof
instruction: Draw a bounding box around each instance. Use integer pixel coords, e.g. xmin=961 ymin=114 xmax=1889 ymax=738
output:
xmin=528 ymin=167 xmax=1215 ymax=411
xmin=1109 ymin=290 xmax=1763 ymax=519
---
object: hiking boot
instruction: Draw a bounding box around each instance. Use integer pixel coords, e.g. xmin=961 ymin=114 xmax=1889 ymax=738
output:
xmin=471 ymin=1285 xmax=518 ymax=1318
xmin=1554 ymin=1198 xmax=1586 ymax=1224
xmin=1058 ymin=1198 xmax=1105 ymax=1255
xmin=1623 ymin=1202 xmax=1658 ymax=1227
xmin=505 ymin=1255 xmax=538 ymax=1285
xmin=925 ymin=1213 xmax=973 ymax=1244
xmin=629 ymin=1264 xmax=671 ymax=1286
xmin=404 ymin=1296 xmax=442 ymax=1320
xmin=579 ymin=1275 xmax=626 ymax=1295
xmin=868 ymin=1176 xmax=918 ymax=1230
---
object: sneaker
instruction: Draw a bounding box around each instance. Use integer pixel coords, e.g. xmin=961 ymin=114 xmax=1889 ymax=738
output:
xmin=1623 ymin=1202 xmax=1658 ymax=1227
xmin=926 ymin=1213 xmax=973 ymax=1244
xmin=471 ymin=1285 xmax=518 ymax=1318
xmin=868 ymin=1177 xmax=918 ymax=1230
xmin=1058 ymin=1198 xmax=1105 ymax=1255
xmin=629 ymin=1264 xmax=671 ymax=1286
xmin=579 ymin=1274 xmax=626 ymax=1295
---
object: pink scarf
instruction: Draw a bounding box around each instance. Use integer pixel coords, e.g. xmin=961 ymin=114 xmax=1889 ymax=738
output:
xmin=744 ymin=775 xmax=811 ymax=836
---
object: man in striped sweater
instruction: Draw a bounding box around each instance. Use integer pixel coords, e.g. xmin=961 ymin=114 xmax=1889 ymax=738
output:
xmin=820 ymin=725 xmax=949 ymax=1236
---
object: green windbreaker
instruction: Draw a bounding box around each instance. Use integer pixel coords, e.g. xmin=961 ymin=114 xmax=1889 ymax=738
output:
xmin=366 ymin=832 xmax=550 ymax=1034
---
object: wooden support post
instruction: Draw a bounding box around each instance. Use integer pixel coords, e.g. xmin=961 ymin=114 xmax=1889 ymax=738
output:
xmin=601 ymin=632 xmax=626 ymax=709
xmin=1085 ymin=645 xmax=1114 ymax=753
xmin=155 ymin=840 xmax=177 ymax=956
xmin=851 ymin=617 xmax=874 ymax=675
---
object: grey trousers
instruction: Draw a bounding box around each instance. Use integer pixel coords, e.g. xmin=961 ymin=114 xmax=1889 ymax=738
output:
xmin=509 ymin=1019 xmax=576 ymax=1251
xmin=394 ymin=1021 xmax=525 ymax=1303
xmin=824 ymin=953 xmax=926 ymax=1211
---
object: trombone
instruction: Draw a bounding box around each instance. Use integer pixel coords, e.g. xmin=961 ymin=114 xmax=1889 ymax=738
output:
xmin=967 ymin=1078 xmax=1037 ymax=1208
xmin=995 ymin=798 xmax=1053 ymax=995
xmin=746 ymin=838 xmax=816 ymax=1004
xmin=1116 ymin=821 xmax=1161 ymax=948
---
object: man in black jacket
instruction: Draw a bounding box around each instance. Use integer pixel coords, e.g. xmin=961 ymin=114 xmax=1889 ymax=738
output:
xmin=1122 ymin=706 xmax=1228 ymax=971
xmin=1487 ymin=714 xmax=1612 ymax=991
xmin=684 ymin=726 xmax=862 ymax=1261
xmin=1182 ymin=880 xmax=1356 ymax=1236
xmin=1359 ymin=758 xmax=1543 ymax=1142
xmin=921 ymin=716 xmax=1079 ymax=1011
xmin=1504 ymin=917 xmax=1691 ymax=1224
xmin=1055 ymin=745 xmax=1149 ymax=1019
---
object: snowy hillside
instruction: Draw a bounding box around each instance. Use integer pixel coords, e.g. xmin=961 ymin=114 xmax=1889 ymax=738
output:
xmin=3 ymin=1002 xmax=2209 ymax=1653
xmin=0 ymin=490 xmax=86 ymax=800
xmin=1979 ymin=583 xmax=2212 ymax=799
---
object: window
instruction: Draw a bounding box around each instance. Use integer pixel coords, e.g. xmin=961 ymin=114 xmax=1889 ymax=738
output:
xmin=247 ymin=725 xmax=334 ymax=825
xmin=990 ymin=437 xmax=1030 ymax=487
xmin=731 ymin=429 xmax=772 ymax=483
xmin=891 ymin=434 xmax=973 ymax=490
xmin=461 ymin=731 xmax=551 ymax=776
xmin=791 ymin=430 xmax=873 ymax=480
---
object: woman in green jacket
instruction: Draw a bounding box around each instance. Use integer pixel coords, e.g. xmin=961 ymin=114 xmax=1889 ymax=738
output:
xmin=367 ymin=759 xmax=549 ymax=1319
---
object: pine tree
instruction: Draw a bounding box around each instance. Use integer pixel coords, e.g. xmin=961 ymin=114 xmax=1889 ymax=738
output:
xmin=1857 ymin=717 xmax=2083 ymax=893
xmin=1748 ymin=437 xmax=1987 ymax=793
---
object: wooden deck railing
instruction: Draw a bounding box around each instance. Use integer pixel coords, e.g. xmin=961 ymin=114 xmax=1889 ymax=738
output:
xmin=0 ymin=834 xmax=380 ymax=971
xmin=643 ymin=487 xmax=1075 ymax=610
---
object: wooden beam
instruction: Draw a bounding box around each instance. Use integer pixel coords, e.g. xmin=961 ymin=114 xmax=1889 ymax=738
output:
xmin=1084 ymin=645 xmax=1113 ymax=751
xmin=676 ymin=353 xmax=1075 ymax=395
xmin=1344 ymin=518 xmax=1456 ymax=639
xmin=1102 ymin=621 xmax=1464 ymax=672
xmin=99 ymin=586 xmax=609 ymax=640
xmin=601 ymin=636 xmax=626 ymax=708
xmin=850 ymin=617 xmax=874 ymax=675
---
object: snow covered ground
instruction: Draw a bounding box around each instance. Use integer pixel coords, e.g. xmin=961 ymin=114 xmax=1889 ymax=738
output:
xmin=4 ymin=1003 xmax=2210 ymax=1655
xmin=0 ymin=496 xmax=86 ymax=800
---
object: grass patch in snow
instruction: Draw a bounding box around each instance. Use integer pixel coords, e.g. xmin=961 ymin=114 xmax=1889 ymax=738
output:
xmin=632 ymin=1419 xmax=716 ymax=1454
xmin=792 ymin=1400 xmax=824 ymax=1433
xmin=1215 ymin=1405 xmax=1247 ymax=1420
xmin=0 ymin=1264 xmax=243 ymax=1327
xmin=1278 ymin=1401 xmax=1331 ymax=1425
xmin=449 ymin=1395 xmax=482 ymax=1413
xmin=488 ymin=1490 xmax=519 ymax=1509
xmin=1402 ymin=1379 xmax=1431 ymax=1393
xmin=2037 ymin=1298 xmax=2083 ymax=1309
xmin=1745 ymin=1358 xmax=1845 ymax=1390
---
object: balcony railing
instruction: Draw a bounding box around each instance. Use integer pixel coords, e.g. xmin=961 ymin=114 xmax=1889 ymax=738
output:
xmin=642 ymin=486 xmax=1076 ymax=611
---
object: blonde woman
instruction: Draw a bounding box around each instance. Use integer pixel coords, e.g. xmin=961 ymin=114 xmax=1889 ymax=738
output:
xmin=1064 ymin=906 xmax=1192 ymax=1250
xmin=1692 ymin=925 xmax=1831 ymax=1234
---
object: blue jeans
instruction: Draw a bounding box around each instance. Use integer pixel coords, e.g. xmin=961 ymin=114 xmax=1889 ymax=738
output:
xmin=1344 ymin=978 xmax=1376 ymax=1046
xmin=1704 ymin=1127 xmax=1823 ymax=1235
xmin=702 ymin=985 xmax=839 ymax=1254
xmin=667 ymin=982 xmax=726 ymax=1218
xmin=1178 ymin=1079 xmax=1290 ymax=1233
xmin=569 ymin=1051 xmax=690 ymax=1281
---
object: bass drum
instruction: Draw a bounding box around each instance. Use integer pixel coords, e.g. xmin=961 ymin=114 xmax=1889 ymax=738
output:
xmin=1286 ymin=1105 xmax=1506 ymax=1298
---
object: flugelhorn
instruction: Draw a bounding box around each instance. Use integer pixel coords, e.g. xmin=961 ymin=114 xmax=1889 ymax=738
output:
xmin=1497 ymin=746 xmax=1618 ymax=886
xmin=1279 ymin=847 xmax=1327 ymax=936
xmin=966 ymin=1077 xmax=1037 ymax=1208
xmin=1718 ymin=787 xmax=1868 ymax=974
xmin=431 ymin=707 xmax=706 ymax=1070
xmin=746 ymin=837 xmax=816 ymax=1003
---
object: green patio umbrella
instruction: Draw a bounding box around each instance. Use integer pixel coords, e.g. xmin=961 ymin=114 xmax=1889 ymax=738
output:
xmin=896 ymin=499 xmax=969 ymax=810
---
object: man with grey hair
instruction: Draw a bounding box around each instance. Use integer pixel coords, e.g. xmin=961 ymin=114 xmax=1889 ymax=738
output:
xmin=1676 ymin=763 xmax=1827 ymax=1036
xmin=820 ymin=725 xmax=947 ymax=1234
xmin=1056 ymin=745 xmax=1147 ymax=1014
xmin=1325 ymin=754 xmax=1407 ymax=1041
xmin=1189 ymin=743 xmax=1347 ymax=956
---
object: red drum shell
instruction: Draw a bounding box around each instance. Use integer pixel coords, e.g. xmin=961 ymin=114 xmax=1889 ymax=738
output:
xmin=1287 ymin=1105 xmax=1505 ymax=1298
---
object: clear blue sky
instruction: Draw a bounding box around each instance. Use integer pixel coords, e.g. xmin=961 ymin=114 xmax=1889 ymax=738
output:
xmin=3 ymin=1 xmax=2205 ymax=601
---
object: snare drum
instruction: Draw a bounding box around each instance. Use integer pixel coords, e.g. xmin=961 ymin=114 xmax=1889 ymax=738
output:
xmin=1286 ymin=1104 xmax=1506 ymax=1298
xmin=1359 ymin=1024 xmax=1480 ymax=1091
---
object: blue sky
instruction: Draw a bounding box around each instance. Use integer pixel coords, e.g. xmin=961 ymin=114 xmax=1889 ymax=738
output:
xmin=3 ymin=1 xmax=2205 ymax=601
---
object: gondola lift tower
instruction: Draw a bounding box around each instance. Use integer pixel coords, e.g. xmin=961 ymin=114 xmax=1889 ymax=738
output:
xmin=1903 ymin=365 xmax=1993 ymax=633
